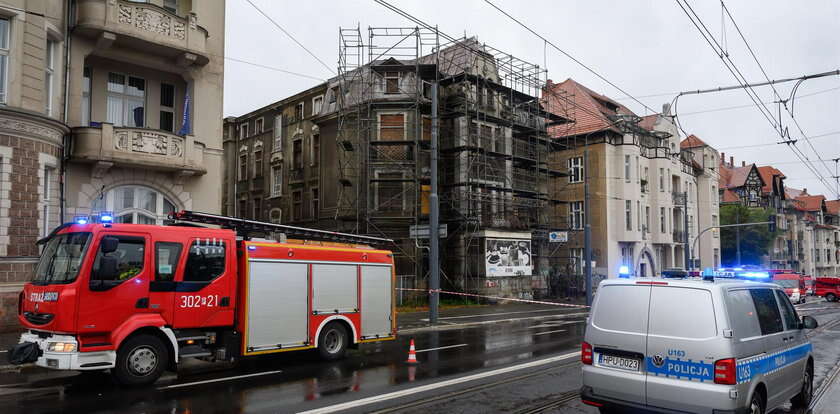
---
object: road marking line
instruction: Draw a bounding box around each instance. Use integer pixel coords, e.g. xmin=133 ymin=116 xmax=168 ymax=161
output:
xmin=529 ymin=321 xmax=581 ymax=329
xmin=420 ymin=309 xmax=587 ymax=321
xmin=415 ymin=343 xmax=468 ymax=353
xmin=298 ymin=351 xmax=579 ymax=414
xmin=157 ymin=370 xmax=283 ymax=390
xmin=401 ymin=315 xmax=587 ymax=334
xmin=0 ymin=350 xmax=7 ymax=353
xmin=534 ymin=329 xmax=567 ymax=336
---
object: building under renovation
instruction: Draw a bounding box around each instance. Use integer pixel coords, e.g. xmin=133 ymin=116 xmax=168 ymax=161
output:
xmin=224 ymin=27 xmax=573 ymax=299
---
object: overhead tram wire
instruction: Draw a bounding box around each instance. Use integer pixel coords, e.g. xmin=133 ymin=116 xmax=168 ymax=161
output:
xmin=673 ymin=0 xmax=838 ymax=197
xmin=224 ymin=56 xmax=326 ymax=82
xmin=243 ymin=0 xmax=336 ymax=75
xmin=721 ymin=0 xmax=836 ymax=182
xmin=482 ymin=0 xmax=658 ymax=115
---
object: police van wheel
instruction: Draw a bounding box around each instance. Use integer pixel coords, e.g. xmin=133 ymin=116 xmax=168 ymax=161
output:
xmin=113 ymin=334 xmax=168 ymax=386
xmin=748 ymin=390 xmax=765 ymax=414
xmin=791 ymin=365 xmax=813 ymax=408
xmin=318 ymin=322 xmax=349 ymax=361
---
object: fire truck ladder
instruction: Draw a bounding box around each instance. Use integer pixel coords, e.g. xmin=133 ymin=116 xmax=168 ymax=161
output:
xmin=169 ymin=211 xmax=394 ymax=246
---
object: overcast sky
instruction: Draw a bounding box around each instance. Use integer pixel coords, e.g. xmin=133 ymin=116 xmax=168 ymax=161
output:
xmin=224 ymin=0 xmax=840 ymax=198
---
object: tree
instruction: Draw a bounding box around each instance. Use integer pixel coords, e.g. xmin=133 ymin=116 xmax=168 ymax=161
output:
xmin=719 ymin=204 xmax=778 ymax=266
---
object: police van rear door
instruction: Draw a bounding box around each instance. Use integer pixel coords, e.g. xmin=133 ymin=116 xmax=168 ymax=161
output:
xmin=645 ymin=285 xmax=726 ymax=412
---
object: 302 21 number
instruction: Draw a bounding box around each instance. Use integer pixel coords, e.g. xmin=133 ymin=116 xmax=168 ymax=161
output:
xmin=179 ymin=295 xmax=219 ymax=308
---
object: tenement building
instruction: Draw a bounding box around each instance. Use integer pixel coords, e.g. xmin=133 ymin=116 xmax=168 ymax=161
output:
xmin=543 ymin=78 xmax=721 ymax=281
xmin=0 ymin=0 xmax=225 ymax=331
xmin=225 ymin=29 xmax=572 ymax=299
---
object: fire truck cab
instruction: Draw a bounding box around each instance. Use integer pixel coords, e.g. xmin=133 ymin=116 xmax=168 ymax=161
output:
xmin=11 ymin=211 xmax=396 ymax=386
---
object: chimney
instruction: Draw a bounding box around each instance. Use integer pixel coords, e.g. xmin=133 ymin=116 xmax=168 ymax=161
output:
xmin=742 ymin=161 xmax=746 ymax=167
xmin=720 ymin=152 xmax=725 ymax=164
xmin=803 ymin=188 xmax=808 ymax=195
xmin=730 ymin=156 xmax=734 ymax=167
xmin=662 ymin=103 xmax=671 ymax=115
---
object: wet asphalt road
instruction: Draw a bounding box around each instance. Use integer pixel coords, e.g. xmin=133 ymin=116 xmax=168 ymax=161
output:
xmin=0 ymin=299 xmax=838 ymax=414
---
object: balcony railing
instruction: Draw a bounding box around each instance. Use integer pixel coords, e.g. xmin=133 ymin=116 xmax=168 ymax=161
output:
xmin=76 ymin=0 xmax=209 ymax=66
xmin=672 ymin=230 xmax=686 ymax=243
xmin=72 ymin=124 xmax=205 ymax=175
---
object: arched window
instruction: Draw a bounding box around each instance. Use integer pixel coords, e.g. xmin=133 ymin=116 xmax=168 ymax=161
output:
xmin=92 ymin=185 xmax=177 ymax=224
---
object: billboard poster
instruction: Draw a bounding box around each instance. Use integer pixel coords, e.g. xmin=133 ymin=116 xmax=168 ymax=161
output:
xmin=485 ymin=238 xmax=532 ymax=277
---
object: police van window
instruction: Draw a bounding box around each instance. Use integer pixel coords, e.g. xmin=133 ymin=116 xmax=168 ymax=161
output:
xmin=591 ymin=285 xmax=649 ymax=334
xmin=725 ymin=289 xmax=762 ymax=339
xmin=183 ymin=240 xmax=226 ymax=282
xmin=155 ymin=242 xmax=182 ymax=282
xmin=774 ymin=290 xmax=799 ymax=330
xmin=648 ymin=287 xmax=716 ymax=339
xmin=92 ymin=236 xmax=145 ymax=281
xmin=749 ymin=289 xmax=784 ymax=335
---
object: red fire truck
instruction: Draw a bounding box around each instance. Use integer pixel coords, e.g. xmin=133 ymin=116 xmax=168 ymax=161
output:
xmin=9 ymin=211 xmax=396 ymax=386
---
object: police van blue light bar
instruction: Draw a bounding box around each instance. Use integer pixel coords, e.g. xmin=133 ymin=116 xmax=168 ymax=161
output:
xmin=74 ymin=216 xmax=89 ymax=225
xmin=99 ymin=211 xmax=114 ymax=223
xmin=704 ymin=268 xmax=771 ymax=282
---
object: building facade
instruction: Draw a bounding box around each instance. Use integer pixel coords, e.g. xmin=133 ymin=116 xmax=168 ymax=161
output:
xmin=0 ymin=0 xmax=224 ymax=331
xmin=543 ymin=79 xmax=720 ymax=282
xmin=225 ymin=30 xmax=571 ymax=299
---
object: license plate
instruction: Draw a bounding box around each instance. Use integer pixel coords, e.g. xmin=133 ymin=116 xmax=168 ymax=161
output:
xmin=597 ymin=353 xmax=640 ymax=371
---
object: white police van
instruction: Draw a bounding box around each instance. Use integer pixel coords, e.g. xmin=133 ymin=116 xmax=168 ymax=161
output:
xmin=580 ymin=269 xmax=818 ymax=413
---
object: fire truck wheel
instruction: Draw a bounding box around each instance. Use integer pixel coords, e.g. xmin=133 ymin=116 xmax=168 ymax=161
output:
xmin=318 ymin=322 xmax=349 ymax=361
xmin=827 ymin=293 xmax=837 ymax=302
xmin=113 ymin=334 xmax=169 ymax=386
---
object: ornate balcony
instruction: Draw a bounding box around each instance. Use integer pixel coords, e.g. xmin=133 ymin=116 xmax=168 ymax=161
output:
xmin=71 ymin=124 xmax=206 ymax=177
xmin=76 ymin=0 xmax=209 ymax=66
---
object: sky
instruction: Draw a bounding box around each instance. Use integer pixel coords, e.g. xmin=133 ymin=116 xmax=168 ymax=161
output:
xmin=223 ymin=0 xmax=840 ymax=198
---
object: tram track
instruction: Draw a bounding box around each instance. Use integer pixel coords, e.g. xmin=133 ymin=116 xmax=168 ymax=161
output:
xmin=514 ymin=391 xmax=579 ymax=414
xmin=367 ymin=360 xmax=581 ymax=414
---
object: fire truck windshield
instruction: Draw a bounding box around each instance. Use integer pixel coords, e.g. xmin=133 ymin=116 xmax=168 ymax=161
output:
xmin=33 ymin=232 xmax=92 ymax=284
xmin=773 ymin=279 xmax=799 ymax=289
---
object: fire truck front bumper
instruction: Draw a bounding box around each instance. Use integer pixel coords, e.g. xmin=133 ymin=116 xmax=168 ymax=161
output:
xmin=16 ymin=332 xmax=116 ymax=371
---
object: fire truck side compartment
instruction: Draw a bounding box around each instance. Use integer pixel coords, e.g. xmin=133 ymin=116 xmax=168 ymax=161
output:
xmin=360 ymin=265 xmax=393 ymax=338
xmin=246 ymin=261 xmax=309 ymax=351
xmin=312 ymin=264 xmax=359 ymax=314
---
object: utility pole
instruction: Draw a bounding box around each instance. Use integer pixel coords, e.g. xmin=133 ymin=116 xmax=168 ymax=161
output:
xmin=683 ymin=191 xmax=689 ymax=270
xmin=584 ymin=150 xmax=592 ymax=306
xmin=429 ymin=79 xmax=440 ymax=325
xmin=735 ymin=207 xmax=741 ymax=266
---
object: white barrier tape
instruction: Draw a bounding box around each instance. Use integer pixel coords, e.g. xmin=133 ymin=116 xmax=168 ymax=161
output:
xmin=396 ymin=288 xmax=589 ymax=308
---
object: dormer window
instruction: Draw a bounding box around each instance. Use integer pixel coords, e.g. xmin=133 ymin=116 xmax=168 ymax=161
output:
xmin=385 ymin=72 xmax=399 ymax=94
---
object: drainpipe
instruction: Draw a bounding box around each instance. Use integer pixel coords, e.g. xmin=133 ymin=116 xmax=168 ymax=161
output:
xmin=60 ymin=0 xmax=75 ymax=222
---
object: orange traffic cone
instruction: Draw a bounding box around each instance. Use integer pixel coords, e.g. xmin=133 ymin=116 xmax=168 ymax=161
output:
xmin=406 ymin=339 xmax=419 ymax=364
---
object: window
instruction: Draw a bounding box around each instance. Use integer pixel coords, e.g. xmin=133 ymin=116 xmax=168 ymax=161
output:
xmin=568 ymin=157 xmax=584 ymax=183
xmin=271 ymin=165 xmax=282 ymax=197
xmin=253 ymin=146 xmax=262 ymax=178
xmin=649 ymin=287 xmax=717 ymax=339
xmin=726 ymin=290 xmax=763 ymax=339
xmin=273 ymin=115 xmax=282 ymax=151
xmin=635 ymin=156 xmax=640 ymax=182
xmin=329 ymin=86 xmax=338 ymax=104
xmin=183 ymin=240 xmax=226 ymax=282
xmin=42 ymin=167 xmax=53 ymax=237
xmin=255 ymin=118 xmax=264 ymax=134
xmin=238 ymin=199 xmax=247 ymax=218
xmin=155 ymin=242 xmax=182 ymax=282
xmin=160 ymin=83 xmax=175 ymax=132
xmin=312 ymin=95 xmax=323 ymax=116
xmin=377 ymin=172 xmax=403 ymax=211
xmin=163 ymin=0 xmax=178 ymax=13
xmin=494 ymin=127 xmax=504 ymax=152
xmin=660 ymin=207 xmax=666 ymax=233
xmin=625 ymin=200 xmax=632 ymax=231
xmin=45 ymin=40 xmax=56 ymax=115
xmin=774 ymin=290 xmax=799 ymax=330
xmin=714 ymin=248 xmax=719 ymax=268
xmin=571 ymin=248 xmax=584 ymax=275
xmin=310 ymin=133 xmax=320 ymax=166
xmin=384 ymin=72 xmax=399 ymax=94
xmin=292 ymin=138 xmax=303 ymax=170
xmin=81 ymin=67 xmax=91 ymax=126
xmin=485 ymin=88 xmax=494 ymax=108
xmin=292 ymin=191 xmax=302 ymax=220
xmin=379 ymin=114 xmax=405 ymax=140
xmin=645 ymin=206 xmax=650 ymax=230
xmin=476 ymin=85 xmax=484 ymax=106
xmin=238 ymin=152 xmax=247 ymax=180
xmin=96 ymin=185 xmax=176 ymax=225
xmin=106 ymin=73 xmax=145 ymax=127
xmin=269 ymin=209 xmax=281 ymax=224
xmin=659 ymin=168 xmax=664 ymax=192
xmin=311 ymin=188 xmax=319 ymax=218
xmin=592 ymin=285 xmax=650 ymax=334
xmin=92 ymin=236 xmax=145 ymax=282
xmin=636 ymin=201 xmax=641 ymax=231
xmin=570 ymin=201 xmax=584 ymax=230
xmin=295 ymin=103 xmax=304 ymax=121
xmin=624 ymin=155 xmax=631 ymax=182
xmin=712 ymin=215 xmax=719 ymax=237
xmin=749 ymin=289 xmax=784 ymax=335
xmin=253 ymin=197 xmax=262 ymax=220
xmin=0 ymin=17 xmax=9 ymax=103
